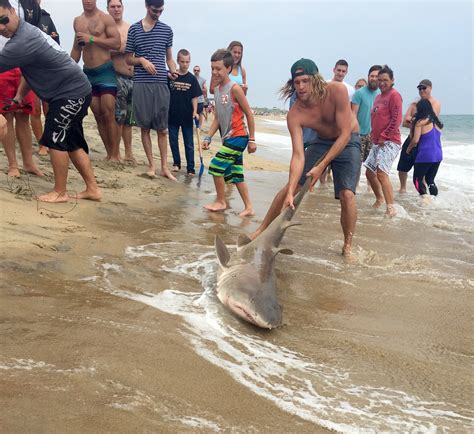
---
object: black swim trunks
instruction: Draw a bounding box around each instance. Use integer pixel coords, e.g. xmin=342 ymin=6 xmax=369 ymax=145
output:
xmin=299 ymin=133 xmax=361 ymax=199
xmin=40 ymin=94 xmax=91 ymax=153
xmin=397 ymin=135 xmax=417 ymax=173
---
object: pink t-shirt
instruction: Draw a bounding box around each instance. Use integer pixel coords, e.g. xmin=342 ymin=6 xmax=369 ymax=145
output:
xmin=371 ymin=88 xmax=403 ymax=145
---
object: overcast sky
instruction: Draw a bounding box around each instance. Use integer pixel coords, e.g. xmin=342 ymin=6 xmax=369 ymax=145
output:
xmin=42 ymin=0 xmax=473 ymax=114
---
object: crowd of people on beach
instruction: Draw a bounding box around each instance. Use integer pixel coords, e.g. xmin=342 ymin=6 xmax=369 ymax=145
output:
xmin=0 ymin=0 xmax=444 ymax=256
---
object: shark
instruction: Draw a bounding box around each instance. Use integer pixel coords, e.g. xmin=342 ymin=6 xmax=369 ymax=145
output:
xmin=214 ymin=178 xmax=311 ymax=329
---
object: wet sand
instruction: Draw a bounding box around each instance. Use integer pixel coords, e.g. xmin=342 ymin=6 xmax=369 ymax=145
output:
xmin=1 ymin=115 xmax=472 ymax=432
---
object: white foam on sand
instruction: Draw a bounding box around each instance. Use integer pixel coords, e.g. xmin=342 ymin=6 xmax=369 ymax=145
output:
xmin=90 ymin=242 xmax=473 ymax=433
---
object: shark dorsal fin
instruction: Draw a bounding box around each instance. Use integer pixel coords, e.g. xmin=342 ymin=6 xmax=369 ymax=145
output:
xmin=215 ymin=235 xmax=230 ymax=268
xmin=273 ymin=248 xmax=294 ymax=256
xmin=237 ymin=233 xmax=253 ymax=248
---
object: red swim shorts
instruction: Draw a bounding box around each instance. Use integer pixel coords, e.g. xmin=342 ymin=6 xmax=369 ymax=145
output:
xmin=0 ymin=68 xmax=35 ymax=115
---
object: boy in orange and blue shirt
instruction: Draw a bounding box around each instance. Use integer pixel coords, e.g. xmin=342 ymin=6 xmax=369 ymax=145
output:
xmin=202 ymin=49 xmax=256 ymax=217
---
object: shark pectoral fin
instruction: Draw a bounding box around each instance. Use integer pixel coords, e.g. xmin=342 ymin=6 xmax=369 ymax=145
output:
xmin=273 ymin=248 xmax=294 ymax=256
xmin=237 ymin=233 xmax=253 ymax=249
xmin=215 ymin=235 xmax=230 ymax=268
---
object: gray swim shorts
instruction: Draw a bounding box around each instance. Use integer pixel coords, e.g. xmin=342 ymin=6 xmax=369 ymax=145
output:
xmin=133 ymin=82 xmax=170 ymax=130
xmin=115 ymin=73 xmax=135 ymax=126
xmin=299 ymin=133 xmax=361 ymax=199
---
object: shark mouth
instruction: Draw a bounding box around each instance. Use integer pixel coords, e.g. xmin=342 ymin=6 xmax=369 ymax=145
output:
xmin=228 ymin=300 xmax=270 ymax=329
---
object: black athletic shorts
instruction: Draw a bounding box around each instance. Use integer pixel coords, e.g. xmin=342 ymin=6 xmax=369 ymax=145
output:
xmin=397 ymin=135 xmax=417 ymax=173
xmin=41 ymin=94 xmax=91 ymax=153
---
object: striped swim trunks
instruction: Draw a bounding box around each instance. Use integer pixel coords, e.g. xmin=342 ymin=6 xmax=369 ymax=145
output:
xmin=364 ymin=140 xmax=401 ymax=175
xmin=208 ymin=136 xmax=249 ymax=184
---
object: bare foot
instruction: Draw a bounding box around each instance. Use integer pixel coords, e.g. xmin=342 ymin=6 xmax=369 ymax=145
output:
xmin=7 ymin=167 xmax=21 ymax=178
xmin=172 ymin=165 xmax=180 ymax=172
xmin=187 ymin=172 xmax=195 ymax=177
xmin=342 ymin=244 xmax=356 ymax=263
xmin=372 ymin=199 xmax=385 ymax=209
xmin=419 ymin=195 xmax=431 ymax=207
xmin=124 ymin=154 xmax=137 ymax=165
xmin=161 ymin=170 xmax=177 ymax=181
xmin=204 ymin=201 xmax=227 ymax=212
xmin=146 ymin=170 xmax=157 ymax=179
xmin=239 ymin=208 xmax=255 ymax=217
xmin=38 ymin=146 xmax=49 ymax=156
xmin=73 ymin=189 xmax=102 ymax=201
xmin=36 ymin=190 xmax=69 ymax=203
xmin=398 ymin=188 xmax=407 ymax=194
xmin=108 ymin=156 xmax=123 ymax=164
xmin=384 ymin=204 xmax=397 ymax=218
xmin=23 ymin=165 xmax=45 ymax=177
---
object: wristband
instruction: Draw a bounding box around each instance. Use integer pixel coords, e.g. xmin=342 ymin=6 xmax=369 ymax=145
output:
xmin=203 ymin=135 xmax=212 ymax=143
xmin=89 ymin=35 xmax=94 ymax=44
xmin=248 ymin=137 xmax=255 ymax=141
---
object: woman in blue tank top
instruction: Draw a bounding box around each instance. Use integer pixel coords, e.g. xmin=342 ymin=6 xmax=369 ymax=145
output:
xmin=227 ymin=41 xmax=248 ymax=94
xmin=407 ymin=99 xmax=443 ymax=201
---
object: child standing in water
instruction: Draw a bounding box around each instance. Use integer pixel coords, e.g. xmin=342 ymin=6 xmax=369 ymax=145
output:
xmin=202 ymin=49 xmax=256 ymax=217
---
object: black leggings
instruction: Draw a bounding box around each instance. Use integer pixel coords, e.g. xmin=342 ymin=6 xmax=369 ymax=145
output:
xmin=413 ymin=162 xmax=441 ymax=196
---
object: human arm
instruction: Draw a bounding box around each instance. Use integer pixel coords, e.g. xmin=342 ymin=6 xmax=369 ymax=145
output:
xmin=407 ymin=119 xmax=427 ymax=153
xmin=351 ymin=102 xmax=360 ymax=117
xmin=201 ymin=113 xmax=220 ymax=150
xmin=13 ymin=76 xmax=32 ymax=103
xmin=202 ymin=80 xmax=208 ymax=100
xmin=241 ymin=66 xmax=248 ymax=94
xmin=379 ymin=91 xmax=403 ymax=143
xmin=402 ymin=103 xmax=416 ymax=128
xmin=125 ymin=52 xmax=156 ymax=75
xmin=165 ymin=47 xmax=178 ymax=79
xmin=70 ymin=18 xmax=82 ymax=62
xmin=191 ymin=96 xmax=198 ymax=121
xmin=232 ymin=84 xmax=256 ymax=153
xmin=75 ymin=15 xmax=120 ymax=51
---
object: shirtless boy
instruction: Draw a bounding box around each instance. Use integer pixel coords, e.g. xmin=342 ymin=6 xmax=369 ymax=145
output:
xmin=107 ymin=0 xmax=135 ymax=163
xmin=71 ymin=0 xmax=121 ymax=162
xmin=251 ymin=59 xmax=360 ymax=256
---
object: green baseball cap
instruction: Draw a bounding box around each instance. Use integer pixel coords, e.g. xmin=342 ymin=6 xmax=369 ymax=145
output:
xmin=291 ymin=58 xmax=319 ymax=79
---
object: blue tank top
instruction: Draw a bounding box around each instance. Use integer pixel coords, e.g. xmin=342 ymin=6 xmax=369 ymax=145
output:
xmin=415 ymin=126 xmax=443 ymax=163
xmin=230 ymin=65 xmax=243 ymax=85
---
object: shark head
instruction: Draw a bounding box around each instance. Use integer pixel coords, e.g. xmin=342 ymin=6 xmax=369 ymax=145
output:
xmin=216 ymin=264 xmax=283 ymax=329
xmin=214 ymin=236 xmax=285 ymax=329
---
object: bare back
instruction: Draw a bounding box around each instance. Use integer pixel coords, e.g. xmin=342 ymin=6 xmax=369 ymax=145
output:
xmin=290 ymin=82 xmax=358 ymax=140
xmin=73 ymin=10 xmax=117 ymax=68
xmin=111 ymin=20 xmax=133 ymax=76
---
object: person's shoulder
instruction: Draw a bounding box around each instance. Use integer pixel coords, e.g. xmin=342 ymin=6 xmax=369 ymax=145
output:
xmin=158 ymin=20 xmax=172 ymax=31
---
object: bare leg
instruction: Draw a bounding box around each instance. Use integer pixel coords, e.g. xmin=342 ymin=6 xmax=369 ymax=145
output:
xmin=122 ymin=124 xmax=135 ymax=163
xmin=376 ymin=169 xmax=396 ymax=217
xmin=90 ymin=96 xmax=111 ymax=158
xmin=140 ymin=128 xmax=156 ymax=177
xmin=157 ymin=128 xmax=176 ymax=181
xmin=339 ymin=189 xmax=357 ymax=257
xmin=30 ymin=96 xmax=47 ymax=156
xmin=2 ymin=112 xmax=20 ymax=177
xmin=15 ymin=113 xmax=43 ymax=176
xmin=366 ymin=168 xmax=384 ymax=208
xmin=69 ymin=148 xmax=102 ymax=201
xmin=100 ymin=94 xmax=121 ymax=161
xmin=204 ymin=176 xmax=227 ymax=211
xmin=398 ymin=171 xmax=408 ymax=193
xmin=235 ymin=181 xmax=254 ymax=217
xmin=37 ymin=148 xmax=70 ymax=202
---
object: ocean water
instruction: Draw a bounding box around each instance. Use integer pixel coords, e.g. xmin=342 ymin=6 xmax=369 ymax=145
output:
xmin=77 ymin=115 xmax=473 ymax=432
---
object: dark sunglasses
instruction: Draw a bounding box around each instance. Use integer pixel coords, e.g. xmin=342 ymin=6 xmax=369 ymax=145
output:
xmin=193 ymin=69 xmax=200 ymax=72
xmin=0 ymin=15 xmax=10 ymax=25
xmin=148 ymin=6 xmax=164 ymax=13
xmin=418 ymin=86 xmax=427 ymax=91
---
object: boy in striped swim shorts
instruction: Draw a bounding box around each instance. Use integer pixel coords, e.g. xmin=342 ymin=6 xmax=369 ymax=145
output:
xmin=202 ymin=49 xmax=256 ymax=217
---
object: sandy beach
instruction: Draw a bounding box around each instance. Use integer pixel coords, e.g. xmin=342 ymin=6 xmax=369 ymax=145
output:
xmin=1 ymin=114 xmax=472 ymax=432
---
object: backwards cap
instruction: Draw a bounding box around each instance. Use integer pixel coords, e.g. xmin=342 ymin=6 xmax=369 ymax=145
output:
xmin=291 ymin=58 xmax=319 ymax=80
